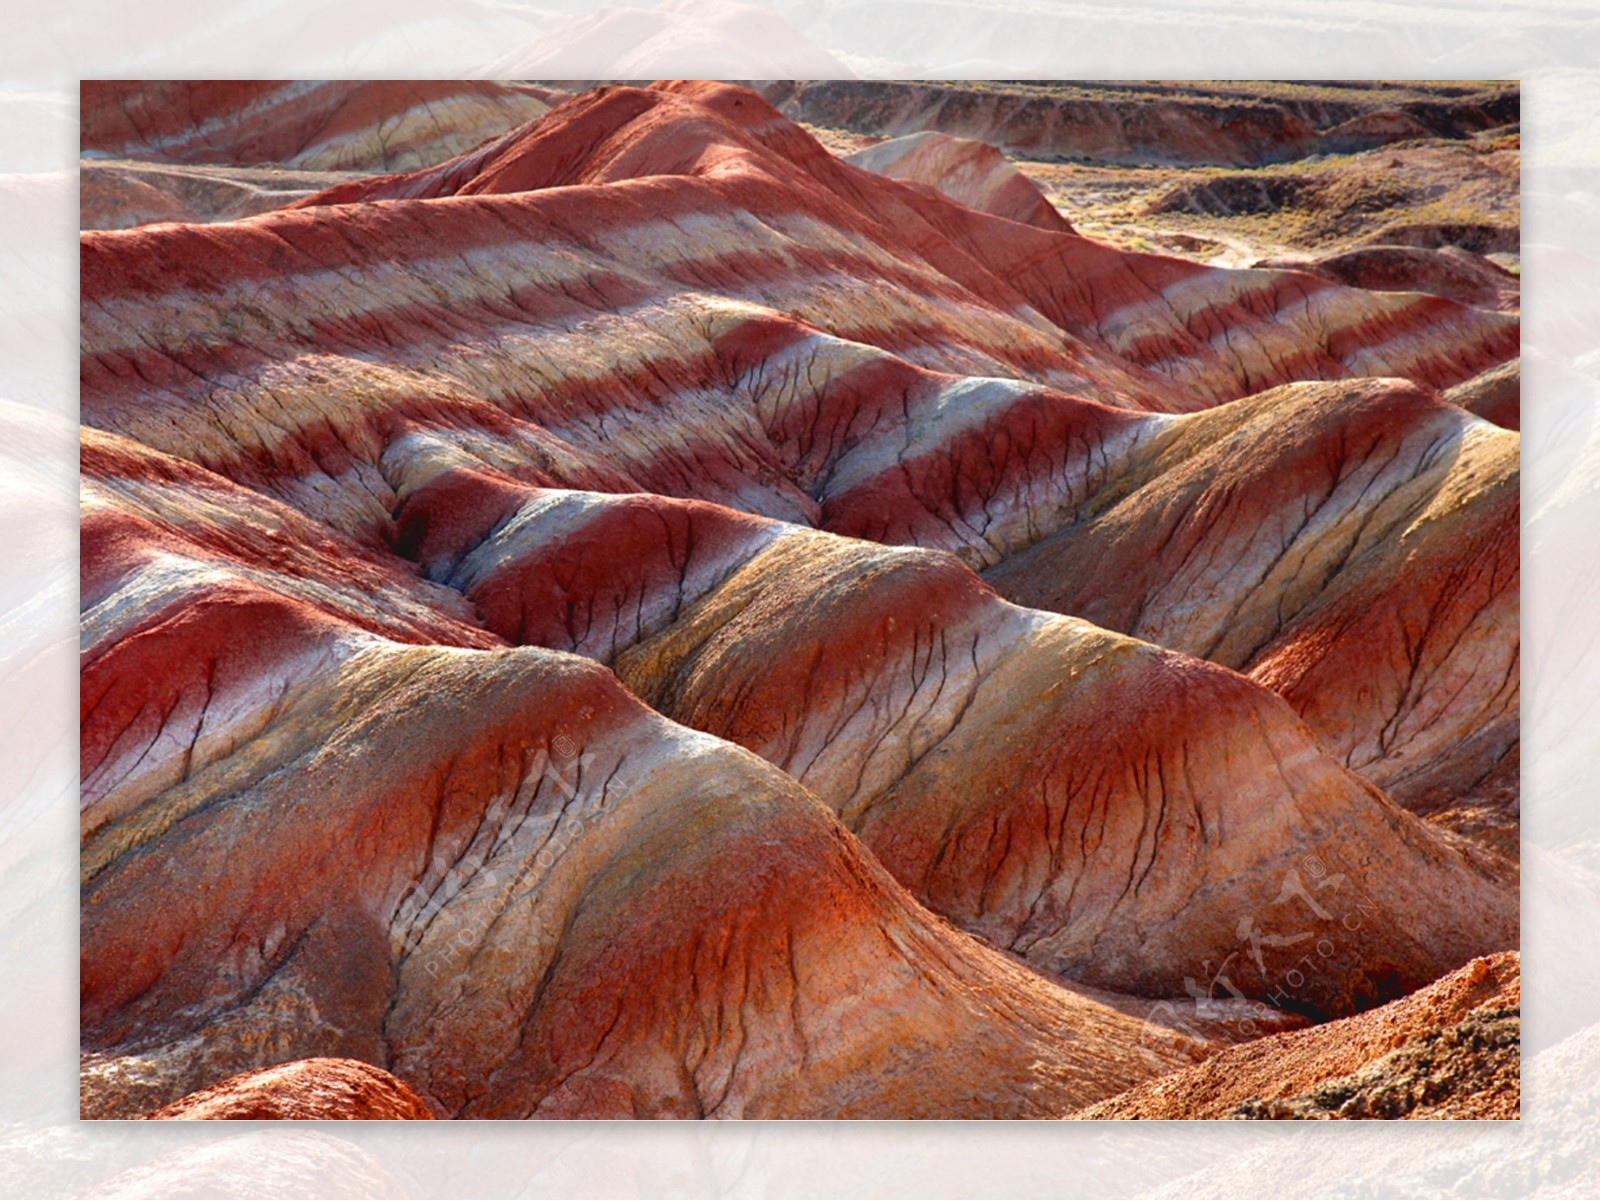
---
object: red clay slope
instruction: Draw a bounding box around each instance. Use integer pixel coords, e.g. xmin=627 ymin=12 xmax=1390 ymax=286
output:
xmin=606 ymin=513 xmax=1516 ymax=1016
xmin=81 ymin=427 xmax=501 ymax=839
xmin=984 ymin=378 xmax=1519 ymax=843
xmin=78 ymin=86 xmax=1518 ymax=565
xmin=80 ymin=437 xmax=1204 ymax=1119
xmin=353 ymin=349 xmax=1517 ymax=854
xmin=360 ymin=441 xmax=1518 ymax=1017
xmin=81 ymin=641 xmax=1204 ymax=1120
xmin=294 ymin=81 xmax=1516 ymax=405
xmin=80 ymin=88 xmax=1521 ymax=845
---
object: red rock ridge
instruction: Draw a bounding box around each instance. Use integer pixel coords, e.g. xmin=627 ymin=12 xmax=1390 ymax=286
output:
xmin=844 ymin=130 xmax=1074 ymax=231
xmin=144 ymin=1059 xmax=436 ymax=1120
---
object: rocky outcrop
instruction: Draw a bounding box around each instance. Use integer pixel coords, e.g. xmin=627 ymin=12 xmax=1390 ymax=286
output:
xmin=844 ymin=131 xmax=1072 ymax=230
xmin=1073 ymin=951 xmax=1519 ymax=1119
xmin=143 ymin=1059 xmax=435 ymax=1120
xmin=1137 ymin=135 xmax=1518 ymax=262
xmin=1361 ymin=219 xmax=1520 ymax=255
xmin=80 ymin=81 xmax=549 ymax=172
xmin=761 ymin=81 xmax=1517 ymax=169
xmin=1148 ymin=172 xmax=1321 ymax=218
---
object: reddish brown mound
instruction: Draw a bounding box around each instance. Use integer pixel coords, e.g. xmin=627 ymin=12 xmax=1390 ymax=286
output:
xmin=380 ymin=371 xmax=1518 ymax=861
xmin=608 ymin=525 xmax=1516 ymax=1016
xmin=1255 ymin=244 xmax=1520 ymax=313
xmin=79 ymin=415 xmax=1513 ymax=1121
xmin=80 ymin=81 xmax=549 ymax=172
xmin=1444 ymin=357 xmax=1520 ymax=429
xmin=144 ymin=1059 xmax=435 ymax=1120
xmin=1315 ymin=109 xmax=1439 ymax=153
xmin=80 ymin=429 xmax=499 ymax=838
xmin=81 ymin=640 xmax=1199 ymax=1119
xmin=80 ymin=85 xmax=1516 ymax=574
xmin=1363 ymin=219 xmax=1519 ymax=255
xmin=1073 ymin=952 xmax=1519 ymax=1119
xmin=444 ymin=488 xmax=786 ymax=659
xmin=844 ymin=131 xmax=1073 ymax=231
xmin=985 ymin=379 xmax=1518 ymax=835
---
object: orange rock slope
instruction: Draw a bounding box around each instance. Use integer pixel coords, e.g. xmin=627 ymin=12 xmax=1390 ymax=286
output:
xmin=145 ymin=1059 xmax=436 ymax=1121
xmin=1074 ymin=951 xmax=1520 ymax=1119
xmin=79 ymin=80 xmax=1519 ymax=1120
